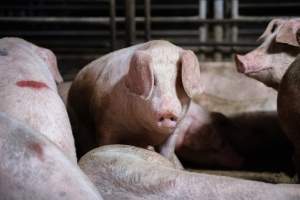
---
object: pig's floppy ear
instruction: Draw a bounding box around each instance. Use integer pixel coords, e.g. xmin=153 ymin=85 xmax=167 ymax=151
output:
xmin=125 ymin=51 xmax=154 ymax=99
xmin=275 ymin=19 xmax=300 ymax=47
xmin=181 ymin=50 xmax=202 ymax=98
xmin=257 ymin=18 xmax=285 ymax=42
xmin=39 ymin=47 xmax=64 ymax=83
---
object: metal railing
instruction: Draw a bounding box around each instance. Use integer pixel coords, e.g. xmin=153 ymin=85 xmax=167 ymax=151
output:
xmin=1 ymin=0 xmax=300 ymax=75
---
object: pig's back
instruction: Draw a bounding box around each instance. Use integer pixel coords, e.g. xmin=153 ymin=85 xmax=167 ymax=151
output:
xmin=0 ymin=38 xmax=76 ymax=162
xmin=68 ymin=42 xmax=146 ymax=120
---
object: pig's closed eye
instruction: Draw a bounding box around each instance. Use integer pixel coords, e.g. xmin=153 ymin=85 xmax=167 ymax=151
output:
xmin=153 ymin=76 xmax=157 ymax=86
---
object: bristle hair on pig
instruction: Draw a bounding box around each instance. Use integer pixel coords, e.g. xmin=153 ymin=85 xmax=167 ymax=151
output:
xmin=68 ymin=40 xmax=202 ymax=158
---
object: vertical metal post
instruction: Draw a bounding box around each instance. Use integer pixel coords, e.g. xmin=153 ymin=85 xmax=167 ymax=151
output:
xmin=125 ymin=0 xmax=136 ymax=46
xmin=214 ymin=0 xmax=224 ymax=61
xmin=231 ymin=0 xmax=239 ymax=43
xmin=198 ymin=0 xmax=207 ymax=61
xmin=110 ymin=0 xmax=116 ymax=50
xmin=144 ymin=0 xmax=151 ymax=41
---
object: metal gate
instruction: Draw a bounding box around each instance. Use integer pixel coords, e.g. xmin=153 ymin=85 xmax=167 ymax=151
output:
xmin=1 ymin=0 xmax=300 ymax=77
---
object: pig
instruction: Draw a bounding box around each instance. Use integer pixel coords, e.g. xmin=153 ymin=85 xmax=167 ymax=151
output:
xmin=173 ymin=101 xmax=293 ymax=172
xmin=173 ymin=101 xmax=244 ymax=169
xmin=278 ymin=56 xmax=300 ymax=180
xmin=58 ymin=81 xmax=72 ymax=105
xmin=68 ymin=40 xmax=202 ymax=159
xmin=235 ymin=18 xmax=300 ymax=90
xmin=0 ymin=112 xmax=103 ymax=200
xmin=188 ymin=63 xmax=292 ymax=170
xmin=0 ymin=37 xmax=76 ymax=162
xmin=79 ymin=144 xmax=300 ymax=200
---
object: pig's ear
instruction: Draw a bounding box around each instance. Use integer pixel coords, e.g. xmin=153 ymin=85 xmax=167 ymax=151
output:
xmin=125 ymin=51 xmax=154 ymax=99
xmin=181 ymin=50 xmax=203 ymax=98
xmin=39 ymin=48 xmax=64 ymax=83
xmin=258 ymin=18 xmax=285 ymax=42
xmin=275 ymin=19 xmax=300 ymax=47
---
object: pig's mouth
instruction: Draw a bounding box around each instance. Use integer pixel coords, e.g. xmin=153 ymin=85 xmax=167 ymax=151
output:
xmin=157 ymin=120 xmax=177 ymax=130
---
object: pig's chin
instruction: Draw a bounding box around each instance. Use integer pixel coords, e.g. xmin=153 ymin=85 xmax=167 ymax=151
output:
xmin=152 ymin=122 xmax=176 ymax=135
xmin=158 ymin=119 xmax=177 ymax=128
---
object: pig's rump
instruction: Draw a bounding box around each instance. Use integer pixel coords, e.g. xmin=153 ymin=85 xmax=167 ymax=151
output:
xmin=0 ymin=112 xmax=103 ymax=200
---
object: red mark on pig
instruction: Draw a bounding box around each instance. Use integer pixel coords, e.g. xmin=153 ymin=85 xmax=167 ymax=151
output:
xmin=28 ymin=142 xmax=44 ymax=161
xmin=16 ymin=80 xmax=49 ymax=90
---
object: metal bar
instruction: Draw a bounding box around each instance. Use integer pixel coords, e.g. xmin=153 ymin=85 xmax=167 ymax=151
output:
xmin=110 ymin=0 xmax=116 ymax=50
xmin=0 ymin=17 xmax=111 ymax=24
xmin=140 ymin=4 xmax=198 ymax=10
xmin=198 ymin=0 xmax=207 ymax=61
xmin=231 ymin=0 xmax=239 ymax=43
xmin=0 ymin=16 xmax=279 ymax=24
xmin=214 ymin=0 xmax=224 ymax=61
xmin=0 ymin=5 xmax=110 ymax=11
xmin=239 ymin=3 xmax=300 ymax=8
xmin=174 ymin=41 xmax=258 ymax=47
xmin=125 ymin=0 xmax=136 ymax=46
xmin=144 ymin=0 xmax=151 ymax=41
xmin=0 ymin=29 xmax=264 ymax=36
xmin=1 ymin=0 xmax=109 ymax=2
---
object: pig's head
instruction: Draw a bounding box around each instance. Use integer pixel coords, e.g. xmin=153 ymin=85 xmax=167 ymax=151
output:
xmin=125 ymin=45 xmax=202 ymax=141
xmin=38 ymin=47 xmax=64 ymax=84
xmin=235 ymin=18 xmax=300 ymax=90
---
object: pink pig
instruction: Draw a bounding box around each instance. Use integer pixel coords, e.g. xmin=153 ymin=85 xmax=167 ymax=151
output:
xmin=0 ymin=37 xmax=76 ymax=162
xmin=235 ymin=18 xmax=300 ymax=90
xmin=68 ymin=40 xmax=202 ymax=158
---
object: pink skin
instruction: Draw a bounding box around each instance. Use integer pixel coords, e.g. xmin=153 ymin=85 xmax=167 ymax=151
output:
xmin=235 ymin=18 xmax=300 ymax=90
xmin=79 ymin=145 xmax=300 ymax=200
xmin=0 ymin=112 xmax=103 ymax=200
xmin=0 ymin=37 xmax=76 ymax=162
xmin=68 ymin=40 xmax=202 ymax=159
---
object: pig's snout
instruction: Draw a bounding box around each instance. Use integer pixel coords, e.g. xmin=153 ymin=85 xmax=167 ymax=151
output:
xmin=235 ymin=54 xmax=247 ymax=73
xmin=157 ymin=112 xmax=178 ymax=129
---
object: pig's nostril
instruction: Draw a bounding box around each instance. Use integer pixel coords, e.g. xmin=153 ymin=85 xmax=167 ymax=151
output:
xmin=157 ymin=113 xmax=178 ymax=123
xmin=170 ymin=116 xmax=177 ymax=121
